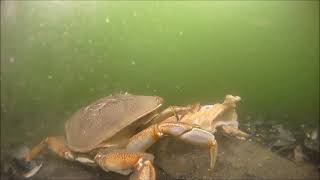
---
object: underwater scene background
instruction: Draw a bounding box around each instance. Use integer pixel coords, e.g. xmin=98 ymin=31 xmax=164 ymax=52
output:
xmin=1 ymin=1 xmax=319 ymax=179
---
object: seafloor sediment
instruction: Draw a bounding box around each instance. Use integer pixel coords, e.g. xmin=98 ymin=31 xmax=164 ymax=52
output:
xmin=1 ymin=133 xmax=318 ymax=180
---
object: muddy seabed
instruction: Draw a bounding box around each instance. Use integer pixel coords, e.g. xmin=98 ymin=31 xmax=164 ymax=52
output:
xmin=1 ymin=133 xmax=318 ymax=180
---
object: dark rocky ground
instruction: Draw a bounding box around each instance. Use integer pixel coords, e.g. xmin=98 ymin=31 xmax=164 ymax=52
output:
xmin=1 ymin=133 xmax=319 ymax=180
xmin=153 ymin=135 xmax=319 ymax=180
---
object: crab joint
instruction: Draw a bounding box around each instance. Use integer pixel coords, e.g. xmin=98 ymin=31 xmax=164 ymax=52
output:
xmin=131 ymin=160 xmax=156 ymax=180
xmin=157 ymin=122 xmax=193 ymax=136
xmin=64 ymin=151 xmax=75 ymax=161
xmin=126 ymin=124 xmax=163 ymax=152
xmin=94 ymin=150 xmax=154 ymax=176
xmin=126 ymin=122 xmax=194 ymax=152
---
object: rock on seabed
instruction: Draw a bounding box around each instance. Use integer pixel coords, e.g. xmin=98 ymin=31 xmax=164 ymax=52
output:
xmin=151 ymin=135 xmax=319 ymax=180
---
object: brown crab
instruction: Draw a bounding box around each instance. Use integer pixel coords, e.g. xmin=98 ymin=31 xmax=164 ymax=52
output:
xmin=24 ymin=93 xmax=248 ymax=180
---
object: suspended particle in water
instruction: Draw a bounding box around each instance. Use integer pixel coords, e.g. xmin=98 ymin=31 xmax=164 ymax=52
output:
xmin=78 ymin=76 xmax=84 ymax=81
xmin=153 ymin=89 xmax=157 ymax=92
xmin=47 ymin=75 xmax=53 ymax=79
xmin=97 ymin=59 xmax=103 ymax=64
xmin=32 ymin=96 xmax=40 ymax=102
xmin=88 ymin=39 xmax=93 ymax=44
xmin=30 ymin=7 xmax=35 ymax=14
xmin=9 ymin=57 xmax=15 ymax=63
xmin=146 ymin=84 xmax=150 ymax=89
xmin=89 ymin=68 xmax=95 ymax=73
xmin=153 ymin=1 xmax=159 ymax=8
xmin=179 ymin=31 xmax=183 ymax=36
xmin=103 ymin=74 xmax=109 ymax=79
xmin=42 ymin=41 xmax=47 ymax=47
xmin=28 ymin=36 xmax=35 ymax=41
xmin=131 ymin=60 xmax=136 ymax=65
xmin=105 ymin=17 xmax=110 ymax=24
xmin=133 ymin=11 xmax=137 ymax=17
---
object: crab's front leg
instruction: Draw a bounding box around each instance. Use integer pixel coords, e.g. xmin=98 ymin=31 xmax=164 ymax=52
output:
xmin=94 ymin=150 xmax=156 ymax=180
xmin=26 ymin=136 xmax=75 ymax=162
xmin=149 ymin=103 xmax=201 ymax=124
xmin=26 ymin=136 xmax=96 ymax=165
xmin=17 ymin=136 xmax=76 ymax=178
xmin=220 ymin=125 xmax=249 ymax=140
xmin=126 ymin=122 xmax=218 ymax=170
xmin=23 ymin=136 xmax=96 ymax=178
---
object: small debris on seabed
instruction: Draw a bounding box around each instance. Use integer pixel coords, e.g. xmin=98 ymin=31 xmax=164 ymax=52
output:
xmin=241 ymin=113 xmax=319 ymax=166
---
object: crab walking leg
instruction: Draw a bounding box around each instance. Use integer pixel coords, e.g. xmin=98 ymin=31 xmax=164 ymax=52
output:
xmin=221 ymin=125 xmax=249 ymax=140
xmin=150 ymin=103 xmax=201 ymax=124
xmin=160 ymin=123 xmax=218 ymax=170
xmin=126 ymin=122 xmax=195 ymax=152
xmin=178 ymin=128 xmax=218 ymax=170
xmin=94 ymin=150 xmax=156 ymax=180
xmin=126 ymin=124 xmax=164 ymax=152
xmin=25 ymin=136 xmax=75 ymax=162
xmin=130 ymin=160 xmax=156 ymax=180
xmin=126 ymin=122 xmax=218 ymax=170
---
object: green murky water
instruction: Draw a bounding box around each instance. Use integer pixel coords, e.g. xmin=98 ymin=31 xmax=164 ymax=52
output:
xmin=1 ymin=0 xmax=319 ymax=153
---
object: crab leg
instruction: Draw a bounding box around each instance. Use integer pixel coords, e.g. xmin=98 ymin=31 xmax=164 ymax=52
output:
xmin=130 ymin=160 xmax=156 ymax=180
xmin=26 ymin=136 xmax=96 ymax=166
xmin=221 ymin=125 xmax=249 ymax=140
xmin=94 ymin=150 xmax=156 ymax=180
xmin=126 ymin=124 xmax=163 ymax=152
xmin=25 ymin=136 xmax=75 ymax=162
xmin=126 ymin=122 xmax=218 ymax=170
xmin=150 ymin=103 xmax=200 ymax=124
xmin=178 ymin=127 xmax=218 ymax=170
xmin=21 ymin=136 xmax=83 ymax=178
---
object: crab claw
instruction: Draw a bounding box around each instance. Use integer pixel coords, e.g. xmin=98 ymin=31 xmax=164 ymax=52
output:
xmin=9 ymin=145 xmax=43 ymax=178
xmin=13 ymin=158 xmax=43 ymax=178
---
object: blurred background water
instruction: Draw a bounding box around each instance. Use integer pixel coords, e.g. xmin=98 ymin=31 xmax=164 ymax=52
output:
xmin=1 ymin=1 xmax=319 ymax=152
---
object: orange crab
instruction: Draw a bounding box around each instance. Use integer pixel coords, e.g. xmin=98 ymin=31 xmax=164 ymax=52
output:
xmin=24 ymin=93 xmax=248 ymax=180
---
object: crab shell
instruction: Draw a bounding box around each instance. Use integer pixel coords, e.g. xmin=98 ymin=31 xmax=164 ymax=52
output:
xmin=65 ymin=93 xmax=163 ymax=152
